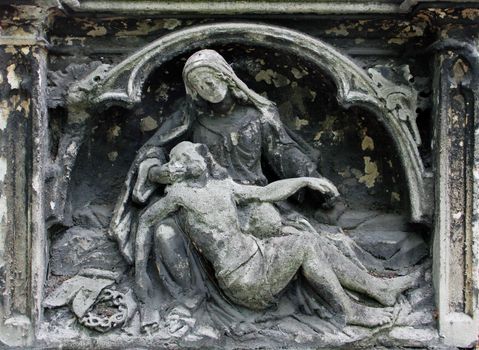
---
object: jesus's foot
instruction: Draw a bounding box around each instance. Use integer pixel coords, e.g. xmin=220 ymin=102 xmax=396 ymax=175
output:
xmin=347 ymin=303 xmax=394 ymax=327
xmin=372 ymin=267 xmax=423 ymax=306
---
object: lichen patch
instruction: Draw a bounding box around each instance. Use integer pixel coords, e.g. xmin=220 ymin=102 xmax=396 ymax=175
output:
xmin=163 ymin=19 xmax=182 ymax=30
xmin=0 ymin=157 xmax=6 ymax=182
xmin=19 ymin=100 xmax=30 ymax=115
xmin=461 ymin=9 xmax=479 ymax=20
xmin=359 ymin=156 xmax=379 ymax=188
xmin=107 ymin=125 xmax=121 ymax=142
xmin=325 ymin=24 xmax=349 ymax=36
xmin=108 ymin=151 xmax=118 ymax=162
xmin=86 ymin=25 xmax=107 ymax=37
xmin=0 ymin=100 xmax=9 ymax=130
xmin=5 ymin=46 xmax=17 ymax=54
xmin=361 ymin=135 xmax=374 ymax=151
xmin=291 ymin=67 xmax=308 ymax=79
xmin=294 ymin=117 xmax=309 ymax=131
xmin=140 ymin=116 xmax=158 ymax=132
xmin=391 ymin=192 xmax=400 ymax=203
xmin=254 ymin=69 xmax=290 ymax=87
xmin=7 ymin=64 xmax=20 ymax=90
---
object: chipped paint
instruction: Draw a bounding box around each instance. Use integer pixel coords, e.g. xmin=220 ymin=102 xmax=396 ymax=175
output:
xmin=0 ymin=100 xmax=8 ymax=130
xmin=254 ymin=69 xmax=290 ymax=87
xmin=325 ymin=24 xmax=349 ymax=36
xmin=154 ymin=83 xmax=170 ymax=102
xmin=20 ymin=47 xmax=29 ymax=55
xmin=7 ymin=64 xmax=20 ymax=90
xmin=294 ymin=117 xmax=309 ymax=130
xmin=314 ymin=131 xmax=324 ymax=142
xmin=338 ymin=166 xmax=351 ymax=178
xmin=391 ymin=192 xmax=400 ymax=202
xmin=461 ymin=9 xmax=479 ymax=20
xmin=452 ymin=59 xmax=469 ymax=84
xmin=0 ymin=157 xmax=6 ymax=182
xmin=5 ymin=46 xmax=16 ymax=54
xmin=140 ymin=116 xmax=158 ymax=132
xmin=388 ymin=38 xmax=407 ymax=45
xmin=108 ymin=151 xmax=118 ymax=162
xmin=163 ymin=19 xmax=182 ymax=30
xmin=9 ymin=26 xmax=30 ymax=37
xmin=86 ymin=25 xmax=107 ymax=37
xmin=291 ymin=67 xmax=308 ymax=79
xmin=322 ymin=115 xmax=336 ymax=130
xmin=107 ymin=125 xmax=121 ymax=142
xmin=59 ymin=36 xmax=87 ymax=47
xmin=18 ymin=100 xmax=30 ymax=115
xmin=116 ymin=19 xmax=182 ymax=36
xmin=359 ymin=156 xmax=379 ymax=188
xmin=361 ymin=135 xmax=374 ymax=151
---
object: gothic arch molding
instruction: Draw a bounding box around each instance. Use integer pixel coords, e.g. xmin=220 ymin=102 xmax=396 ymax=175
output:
xmin=64 ymin=22 xmax=431 ymax=223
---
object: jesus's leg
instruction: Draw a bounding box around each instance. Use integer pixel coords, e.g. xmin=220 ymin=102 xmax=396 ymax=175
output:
xmin=320 ymin=238 xmax=422 ymax=306
xmin=264 ymin=234 xmax=393 ymax=327
xmin=300 ymin=237 xmax=394 ymax=327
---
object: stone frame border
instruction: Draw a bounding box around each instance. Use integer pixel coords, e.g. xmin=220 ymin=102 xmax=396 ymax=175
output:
xmin=0 ymin=5 xmax=477 ymax=348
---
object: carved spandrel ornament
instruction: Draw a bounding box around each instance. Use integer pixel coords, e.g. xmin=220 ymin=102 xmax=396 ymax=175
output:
xmin=42 ymin=28 xmax=436 ymax=346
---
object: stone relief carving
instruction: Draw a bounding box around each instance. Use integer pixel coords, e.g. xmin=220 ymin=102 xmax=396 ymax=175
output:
xmin=45 ymin=23 xmax=432 ymax=229
xmin=368 ymin=65 xmax=422 ymax=146
xmin=43 ymin=44 xmax=434 ymax=347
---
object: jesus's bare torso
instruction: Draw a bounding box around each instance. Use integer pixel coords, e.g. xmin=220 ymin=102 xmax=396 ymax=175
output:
xmin=168 ymin=179 xmax=261 ymax=276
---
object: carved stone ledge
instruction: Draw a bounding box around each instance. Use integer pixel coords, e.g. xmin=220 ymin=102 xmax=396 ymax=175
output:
xmin=57 ymin=0 xmax=479 ymax=15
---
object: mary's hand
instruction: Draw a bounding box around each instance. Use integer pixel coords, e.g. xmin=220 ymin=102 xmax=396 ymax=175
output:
xmin=133 ymin=158 xmax=164 ymax=204
xmin=148 ymin=165 xmax=165 ymax=184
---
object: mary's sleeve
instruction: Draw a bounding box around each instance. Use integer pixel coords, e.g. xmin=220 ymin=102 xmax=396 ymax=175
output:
xmin=108 ymin=100 xmax=193 ymax=264
xmin=261 ymin=107 xmax=320 ymax=180
xmin=108 ymin=146 xmax=166 ymax=264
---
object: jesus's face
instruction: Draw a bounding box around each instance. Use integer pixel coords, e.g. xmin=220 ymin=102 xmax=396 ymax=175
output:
xmin=187 ymin=67 xmax=228 ymax=104
xmin=161 ymin=143 xmax=208 ymax=183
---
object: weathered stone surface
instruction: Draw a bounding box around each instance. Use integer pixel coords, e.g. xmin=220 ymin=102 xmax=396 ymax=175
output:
xmin=43 ymin=275 xmax=114 ymax=314
xmin=349 ymin=230 xmax=412 ymax=259
xmin=50 ymin=226 xmax=127 ymax=277
xmin=347 ymin=229 xmax=428 ymax=269
xmin=355 ymin=213 xmax=411 ymax=232
xmin=72 ymin=204 xmax=113 ymax=229
xmin=381 ymin=326 xmax=439 ymax=347
xmin=407 ymin=284 xmax=435 ymax=309
xmin=337 ymin=210 xmax=380 ymax=230
xmin=0 ymin=2 xmax=478 ymax=348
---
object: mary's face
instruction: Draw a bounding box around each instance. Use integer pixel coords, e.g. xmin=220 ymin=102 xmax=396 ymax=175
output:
xmin=187 ymin=67 xmax=228 ymax=104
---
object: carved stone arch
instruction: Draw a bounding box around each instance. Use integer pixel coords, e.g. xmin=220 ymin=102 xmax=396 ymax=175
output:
xmin=66 ymin=22 xmax=431 ymax=223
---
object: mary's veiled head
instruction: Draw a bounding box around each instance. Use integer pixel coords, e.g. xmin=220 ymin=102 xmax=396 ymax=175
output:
xmin=183 ymin=49 xmax=273 ymax=110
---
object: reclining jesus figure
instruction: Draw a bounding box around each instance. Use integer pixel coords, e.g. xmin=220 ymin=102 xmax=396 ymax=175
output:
xmin=134 ymin=141 xmax=421 ymax=330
